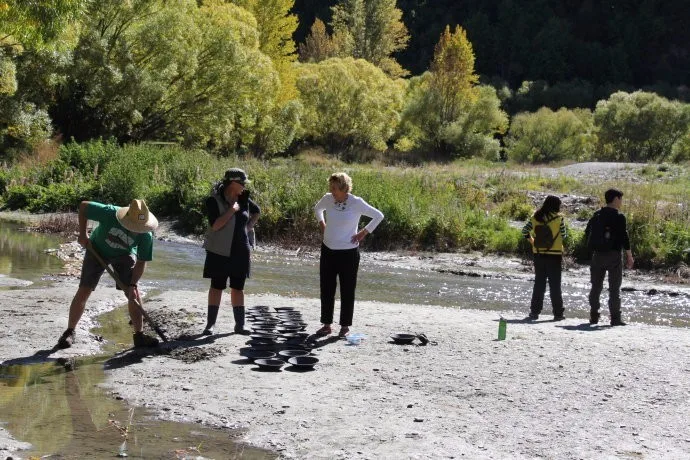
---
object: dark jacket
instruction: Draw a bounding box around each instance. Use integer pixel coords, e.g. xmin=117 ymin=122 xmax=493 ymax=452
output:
xmin=584 ymin=206 xmax=631 ymax=252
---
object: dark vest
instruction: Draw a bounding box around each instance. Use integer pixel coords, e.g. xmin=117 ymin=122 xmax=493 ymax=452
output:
xmin=202 ymin=194 xmax=236 ymax=257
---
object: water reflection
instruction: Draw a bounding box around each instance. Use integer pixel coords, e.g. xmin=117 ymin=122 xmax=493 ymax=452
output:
xmin=0 ymin=359 xmax=274 ymax=459
xmin=0 ymin=221 xmax=64 ymax=287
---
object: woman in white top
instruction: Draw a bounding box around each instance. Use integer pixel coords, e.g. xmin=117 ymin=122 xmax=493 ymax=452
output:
xmin=313 ymin=172 xmax=384 ymax=337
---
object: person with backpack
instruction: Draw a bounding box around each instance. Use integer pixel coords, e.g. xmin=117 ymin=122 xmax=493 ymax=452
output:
xmin=201 ymin=168 xmax=260 ymax=336
xmin=522 ymin=195 xmax=568 ymax=321
xmin=585 ymin=188 xmax=634 ymax=326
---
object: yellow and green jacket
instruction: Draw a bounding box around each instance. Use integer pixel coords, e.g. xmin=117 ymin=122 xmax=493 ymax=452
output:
xmin=522 ymin=212 xmax=567 ymax=255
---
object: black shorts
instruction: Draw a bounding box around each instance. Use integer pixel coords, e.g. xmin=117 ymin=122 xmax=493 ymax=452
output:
xmin=79 ymin=251 xmax=136 ymax=290
xmin=210 ymin=276 xmax=246 ymax=291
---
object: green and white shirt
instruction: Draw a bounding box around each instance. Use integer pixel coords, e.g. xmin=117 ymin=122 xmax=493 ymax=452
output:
xmin=87 ymin=202 xmax=153 ymax=261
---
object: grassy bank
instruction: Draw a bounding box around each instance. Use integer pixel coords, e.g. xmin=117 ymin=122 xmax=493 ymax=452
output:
xmin=1 ymin=141 xmax=688 ymax=269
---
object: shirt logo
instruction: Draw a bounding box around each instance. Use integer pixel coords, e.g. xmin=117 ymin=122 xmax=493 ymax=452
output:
xmin=105 ymin=227 xmax=134 ymax=251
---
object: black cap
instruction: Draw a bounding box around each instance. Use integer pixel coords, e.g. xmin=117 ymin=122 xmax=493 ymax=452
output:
xmin=224 ymin=168 xmax=250 ymax=185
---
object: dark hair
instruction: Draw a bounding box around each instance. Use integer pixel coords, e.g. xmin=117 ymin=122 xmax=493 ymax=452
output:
xmin=211 ymin=180 xmax=224 ymax=196
xmin=534 ymin=195 xmax=561 ymax=222
xmin=604 ymin=188 xmax=623 ymax=204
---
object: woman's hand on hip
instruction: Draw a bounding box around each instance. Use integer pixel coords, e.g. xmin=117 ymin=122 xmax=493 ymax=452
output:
xmin=351 ymin=229 xmax=368 ymax=244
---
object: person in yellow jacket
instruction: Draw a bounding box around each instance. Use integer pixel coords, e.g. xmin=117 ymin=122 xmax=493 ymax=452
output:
xmin=521 ymin=195 xmax=567 ymax=321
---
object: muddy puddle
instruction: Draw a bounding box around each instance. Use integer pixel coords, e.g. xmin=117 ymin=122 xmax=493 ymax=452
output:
xmin=0 ymin=356 xmax=274 ymax=459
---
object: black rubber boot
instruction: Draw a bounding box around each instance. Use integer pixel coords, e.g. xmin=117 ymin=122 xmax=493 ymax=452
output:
xmin=202 ymin=305 xmax=220 ymax=335
xmin=233 ymin=306 xmax=251 ymax=335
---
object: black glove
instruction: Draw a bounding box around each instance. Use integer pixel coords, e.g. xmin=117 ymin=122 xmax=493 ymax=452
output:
xmin=238 ymin=189 xmax=250 ymax=209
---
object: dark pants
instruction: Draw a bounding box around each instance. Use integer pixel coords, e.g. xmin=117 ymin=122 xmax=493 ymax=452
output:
xmin=530 ymin=254 xmax=564 ymax=317
xmin=589 ymin=250 xmax=623 ymax=319
xmin=80 ymin=251 xmax=135 ymax=291
xmin=320 ymin=244 xmax=360 ymax=327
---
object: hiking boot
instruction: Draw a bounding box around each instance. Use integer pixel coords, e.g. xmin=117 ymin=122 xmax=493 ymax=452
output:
xmin=133 ymin=332 xmax=159 ymax=348
xmin=553 ymin=315 xmax=565 ymax=321
xmin=202 ymin=305 xmax=219 ymax=336
xmin=589 ymin=313 xmax=600 ymax=325
xmin=57 ymin=329 xmax=75 ymax=349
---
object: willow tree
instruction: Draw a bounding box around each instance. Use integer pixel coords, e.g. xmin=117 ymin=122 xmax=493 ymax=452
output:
xmin=330 ymin=0 xmax=410 ymax=77
xmin=54 ymin=0 xmax=298 ymax=154
xmin=0 ymin=0 xmax=86 ymax=50
xmin=0 ymin=0 xmax=87 ymax=155
xmin=296 ymin=57 xmax=406 ymax=151
xmin=231 ymin=0 xmax=299 ymax=102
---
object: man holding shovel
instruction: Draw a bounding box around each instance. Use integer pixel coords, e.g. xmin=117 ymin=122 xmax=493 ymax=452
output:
xmin=56 ymin=199 xmax=160 ymax=349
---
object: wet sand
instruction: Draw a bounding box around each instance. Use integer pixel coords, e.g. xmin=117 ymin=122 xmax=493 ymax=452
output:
xmin=2 ymin=277 xmax=690 ymax=459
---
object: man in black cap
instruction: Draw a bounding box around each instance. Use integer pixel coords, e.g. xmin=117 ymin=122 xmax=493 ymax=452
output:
xmin=585 ymin=189 xmax=634 ymax=326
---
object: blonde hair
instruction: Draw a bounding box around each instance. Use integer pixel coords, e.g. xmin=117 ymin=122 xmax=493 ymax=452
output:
xmin=328 ymin=172 xmax=352 ymax=193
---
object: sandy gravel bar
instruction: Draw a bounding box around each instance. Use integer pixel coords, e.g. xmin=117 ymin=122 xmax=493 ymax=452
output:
xmin=2 ymin=283 xmax=690 ymax=459
xmin=63 ymin=290 xmax=690 ymax=458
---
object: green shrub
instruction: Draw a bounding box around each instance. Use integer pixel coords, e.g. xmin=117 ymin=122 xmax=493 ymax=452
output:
xmin=57 ymin=139 xmax=121 ymax=176
xmin=497 ymin=198 xmax=532 ymax=220
xmin=0 ymin=169 xmax=8 ymax=195
xmin=297 ymin=57 xmax=406 ymax=151
xmin=506 ymin=107 xmax=595 ymax=164
xmin=594 ymin=91 xmax=690 ymax=162
xmin=3 ymin=184 xmax=44 ymax=210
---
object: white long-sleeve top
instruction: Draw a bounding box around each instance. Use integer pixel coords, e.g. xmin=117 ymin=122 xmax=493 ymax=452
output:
xmin=314 ymin=193 xmax=385 ymax=250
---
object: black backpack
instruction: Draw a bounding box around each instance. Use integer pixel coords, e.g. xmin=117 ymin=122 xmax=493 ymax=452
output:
xmin=587 ymin=210 xmax=614 ymax=252
xmin=533 ymin=216 xmax=559 ymax=252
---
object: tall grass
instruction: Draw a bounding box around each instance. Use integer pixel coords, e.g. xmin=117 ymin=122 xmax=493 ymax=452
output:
xmin=2 ymin=141 xmax=689 ymax=268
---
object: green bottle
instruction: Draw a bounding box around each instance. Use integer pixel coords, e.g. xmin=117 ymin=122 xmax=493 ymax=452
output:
xmin=498 ymin=317 xmax=507 ymax=340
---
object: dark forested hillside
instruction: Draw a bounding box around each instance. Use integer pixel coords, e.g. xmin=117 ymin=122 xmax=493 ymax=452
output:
xmin=292 ymin=0 xmax=690 ymax=88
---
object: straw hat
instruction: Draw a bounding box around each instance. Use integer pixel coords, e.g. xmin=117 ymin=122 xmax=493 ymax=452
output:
xmin=116 ymin=199 xmax=158 ymax=233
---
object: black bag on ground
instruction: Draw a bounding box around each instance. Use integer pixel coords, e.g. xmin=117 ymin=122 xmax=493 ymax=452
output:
xmin=586 ymin=210 xmax=614 ymax=252
xmin=533 ymin=216 xmax=558 ymax=251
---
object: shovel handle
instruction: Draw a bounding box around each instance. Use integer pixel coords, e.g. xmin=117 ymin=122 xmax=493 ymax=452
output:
xmin=86 ymin=243 xmax=168 ymax=342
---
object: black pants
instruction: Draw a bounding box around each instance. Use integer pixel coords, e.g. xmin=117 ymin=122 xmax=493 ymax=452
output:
xmin=530 ymin=254 xmax=564 ymax=317
xmin=589 ymin=250 xmax=623 ymax=318
xmin=320 ymin=244 xmax=360 ymax=327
